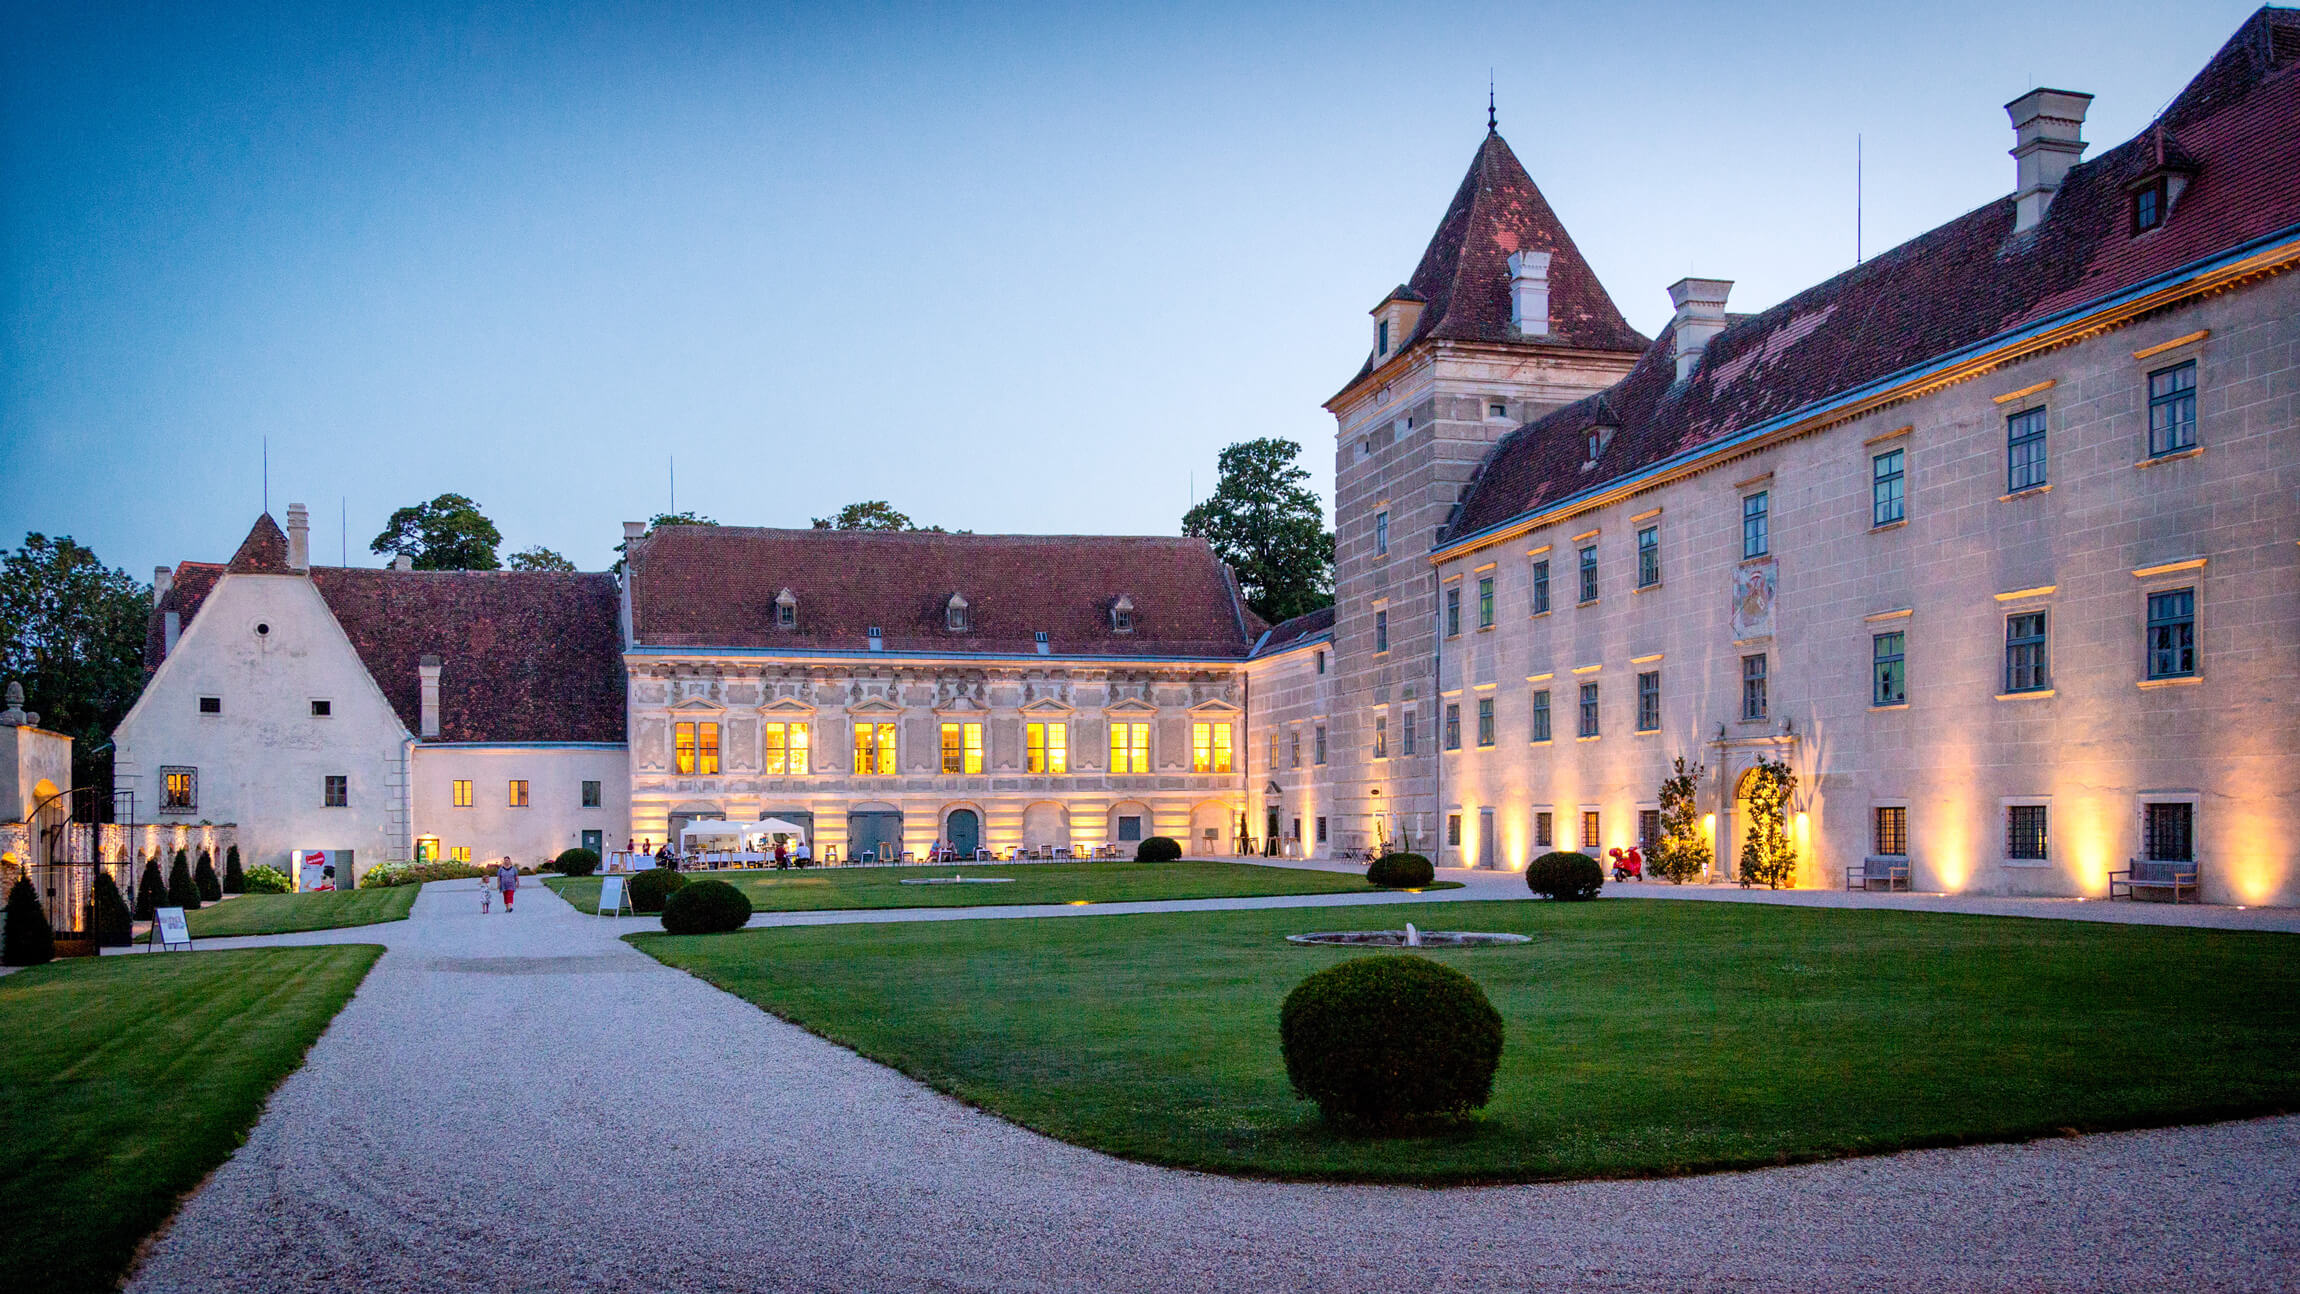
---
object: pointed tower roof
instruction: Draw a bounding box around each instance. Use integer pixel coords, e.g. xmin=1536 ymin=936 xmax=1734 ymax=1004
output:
xmin=1340 ymin=132 xmax=1647 ymax=397
xmin=226 ymin=513 xmax=290 ymax=573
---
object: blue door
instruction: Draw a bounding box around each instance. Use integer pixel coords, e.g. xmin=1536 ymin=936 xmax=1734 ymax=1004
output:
xmin=946 ymin=809 xmax=980 ymax=857
xmin=581 ymin=830 xmax=603 ymax=856
xmin=848 ymin=811 xmax=903 ymax=862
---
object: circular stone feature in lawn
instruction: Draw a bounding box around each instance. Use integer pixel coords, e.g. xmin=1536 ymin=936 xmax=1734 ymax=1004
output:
xmin=897 ymin=875 xmax=1017 ymax=885
xmin=1287 ymin=929 xmax=1530 ymax=948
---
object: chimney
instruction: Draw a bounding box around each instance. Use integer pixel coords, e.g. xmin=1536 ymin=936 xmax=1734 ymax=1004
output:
xmin=1666 ymin=277 xmax=1733 ymax=383
xmin=390 ymin=554 xmax=413 ymax=572
xmin=418 ymin=654 xmax=443 ymax=738
xmin=285 ymin=503 xmax=310 ymax=572
xmin=622 ymin=521 xmax=647 ymax=542
xmin=153 ymin=565 xmax=173 ymax=607
xmin=163 ymin=611 xmax=180 ymax=658
xmin=1507 ymin=250 xmax=1551 ymax=337
xmin=2007 ymin=88 xmax=2093 ymax=233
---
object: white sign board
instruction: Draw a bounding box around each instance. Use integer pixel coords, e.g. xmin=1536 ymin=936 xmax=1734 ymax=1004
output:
xmin=597 ymin=876 xmax=630 ymax=917
xmin=153 ymin=906 xmax=192 ymax=950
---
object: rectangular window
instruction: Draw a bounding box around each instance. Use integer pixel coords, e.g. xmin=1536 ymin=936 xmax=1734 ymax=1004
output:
xmin=1267 ymin=731 xmax=1278 ymax=770
xmin=508 ymin=780 xmax=529 ymax=808
xmin=1531 ymin=689 xmax=1551 ymax=742
xmin=1873 ymin=631 xmax=1906 ymax=706
xmin=1191 ymin=722 xmax=1233 ymax=774
xmin=1476 ymin=697 xmax=1495 ymax=747
xmin=1477 ymin=576 xmax=1495 ymax=628
xmin=698 ymin=722 xmax=719 ymax=775
xmin=1026 ymin=721 xmax=1068 ymax=774
xmin=674 ymin=721 xmax=711 ymax=775
xmin=1636 ymin=670 xmax=1660 ymax=732
xmin=1740 ymin=654 xmax=1769 ymax=721
xmin=1402 ymin=712 xmax=1416 ymax=756
xmin=2133 ymin=179 xmax=2165 ymax=233
xmin=764 ymin=722 xmax=812 ymax=776
xmin=1534 ymin=810 xmax=1553 ymax=848
xmin=2143 ymin=802 xmax=2194 ymax=862
xmin=2006 ymin=407 xmax=2048 ymax=492
xmin=1444 ymin=703 xmax=1461 ymax=750
xmin=1316 ymin=816 xmax=1328 ymax=844
xmin=1489 ymin=400 xmax=1508 ymax=418
xmin=1447 ymin=814 xmax=1462 ymax=847
xmin=1373 ymin=715 xmax=1388 ymax=759
xmin=1578 ymin=682 xmax=1599 ymax=738
xmin=1874 ymin=805 xmax=1909 ymax=857
xmin=1445 ymin=587 xmax=1461 ymax=637
xmin=1638 ymin=809 xmax=1661 ymax=852
xmin=1377 ymin=319 xmax=1389 ymax=355
xmin=1316 ymin=650 xmax=1326 ymax=675
xmin=1742 ymin=492 xmax=1770 ymax=559
xmin=581 ymin=780 xmax=601 ymax=808
xmin=1375 ymin=511 xmax=1389 ymax=555
xmin=1530 ymin=559 xmax=1550 ymax=614
xmin=1872 ymin=447 xmax=1906 ymax=526
xmin=2005 ymin=612 xmax=2050 ymax=693
xmin=940 ymin=722 xmax=984 ymax=775
xmin=2147 ymin=588 xmax=2196 ymax=680
xmin=853 ymin=722 xmax=898 ymax=775
xmin=1313 ymin=724 xmax=1327 ymax=765
xmin=2007 ymin=804 xmax=2048 ymax=860
xmin=323 ymin=775 xmax=348 ymax=808
xmin=1290 ymin=729 xmax=1301 ymax=768
xmin=1109 ymin=722 xmax=1150 ymax=774
xmin=1636 ymin=526 xmax=1660 ymax=588
xmin=1578 ymin=545 xmax=1598 ymax=603
xmin=1118 ymin=815 xmax=1144 ymax=843
xmin=452 ymin=778 xmax=472 ymax=808
xmin=310 ymin=699 xmax=332 ymax=717
xmin=198 ymin=695 xmax=221 ymax=715
xmin=1580 ymin=810 xmax=1601 ymax=851
xmin=2148 ymin=361 xmax=2197 ymax=456
xmin=161 ymin=766 xmax=196 ymax=812
xmin=1374 ymin=608 xmax=1389 ymax=653
xmin=448 ymin=846 xmax=472 ymax=863
xmin=777 ymin=599 xmax=796 ymax=628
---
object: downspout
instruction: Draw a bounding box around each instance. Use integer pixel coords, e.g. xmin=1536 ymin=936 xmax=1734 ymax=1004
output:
xmin=1429 ymin=559 xmax=1444 ymax=867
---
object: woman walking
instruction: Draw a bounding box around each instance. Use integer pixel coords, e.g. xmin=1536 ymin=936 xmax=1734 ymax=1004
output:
xmin=496 ymin=858 xmax=519 ymax=912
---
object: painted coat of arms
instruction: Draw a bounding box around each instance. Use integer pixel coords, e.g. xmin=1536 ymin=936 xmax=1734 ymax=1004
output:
xmin=1732 ymin=559 xmax=1777 ymax=640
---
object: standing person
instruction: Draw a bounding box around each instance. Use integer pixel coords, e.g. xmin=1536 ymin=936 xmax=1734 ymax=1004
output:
xmin=479 ymin=870 xmax=492 ymax=914
xmin=496 ymin=858 xmax=519 ymax=912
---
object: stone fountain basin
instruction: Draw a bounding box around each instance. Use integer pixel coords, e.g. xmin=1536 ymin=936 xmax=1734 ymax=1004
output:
xmin=1286 ymin=930 xmax=1531 ymax=948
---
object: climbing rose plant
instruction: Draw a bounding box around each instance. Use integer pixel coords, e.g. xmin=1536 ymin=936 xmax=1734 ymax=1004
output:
xmin=1650 ymin=755 xmax=1711 ymax=884
xmin=1738 ymin=755 xmax=1799 ymax=889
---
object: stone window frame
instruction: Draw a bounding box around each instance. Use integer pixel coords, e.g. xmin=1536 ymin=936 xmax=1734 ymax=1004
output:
xmin=1871 ymin=802 xmax=1910 ymax=859
xmin=2002 ymin=796 xmax=2050 ymax=867
xmin=2138 ymin=791 xmax=2201 ymax=864
xmin=323 ymin=774 xmax=348 ymax=809
xmin=451 ymin=778 xmax=472 ymax=808
xmin=160 ymin=766 xmax=198 ymax=813
xmin=1740 ymin=653 xmax=1769 ymax=722
xmin=1635 ymin=669 xmax=1661 ymax=733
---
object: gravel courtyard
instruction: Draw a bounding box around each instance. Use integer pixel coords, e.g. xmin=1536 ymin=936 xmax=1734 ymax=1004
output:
xmin=127 ymin=880 xmax=2300 ymax=1293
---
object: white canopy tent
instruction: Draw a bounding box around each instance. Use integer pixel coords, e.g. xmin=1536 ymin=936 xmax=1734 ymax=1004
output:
xmin=678 ymin=818 xmax=809 ymax=848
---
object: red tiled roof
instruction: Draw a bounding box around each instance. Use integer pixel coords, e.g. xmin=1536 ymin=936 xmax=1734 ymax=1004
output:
xmin=1252 ymin=605 xmax=1335 ymax=658
xmin=1336 ymin=130 xmax=1649 ymax=399
xmin=1446 ymin=7 xmax=2300 ymax=544
xmin=226 ymin=514 xmax=289 ymax=572
xmin=627 ymin=526 xmax=1257 ymax=658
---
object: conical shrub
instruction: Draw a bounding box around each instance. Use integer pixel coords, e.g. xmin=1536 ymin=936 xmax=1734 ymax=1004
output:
xmin=92 ymin=872 xmax=133 ymax=947
xmin=2 ymin=877 xmax=54 ymax=966
xmin=135 ymin=856 xmax=165 ymax=921
xmin=194 ymin=849 xmax=221 ymax=902
xmin=222 ymin=845 xmax=245 ymax=894
xmin=168 ymin=849 xmax=201 ymax=911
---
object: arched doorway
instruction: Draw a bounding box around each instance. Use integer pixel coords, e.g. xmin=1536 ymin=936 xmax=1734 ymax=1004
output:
xmin=945 ymin=807 xmax=981 ymax=857
xmin=1189 ymin=801 xmax=1231 ymax=857
xmin=847 ymin=807 xmax=904 ymax=862
xmin=1021 ymin=802 xmax=1069 ymax=855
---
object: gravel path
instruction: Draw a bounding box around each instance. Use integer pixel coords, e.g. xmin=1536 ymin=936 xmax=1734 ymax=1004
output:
xmin=128 ymin=879 xmax=2300 ymax=1292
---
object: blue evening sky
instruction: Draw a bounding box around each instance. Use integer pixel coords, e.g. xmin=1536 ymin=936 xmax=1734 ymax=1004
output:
xmin=1 ymin=1 xmax=2262 ymax=576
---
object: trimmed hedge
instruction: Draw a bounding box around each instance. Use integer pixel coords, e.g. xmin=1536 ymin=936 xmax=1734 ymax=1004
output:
xmin=2 ymin=878 xmax=54 ymax=966
xmin=1366 ymin=852 xmax=1434 ymax=889
xmin=628 ymin=867 xmax=689 ymax=914
xmin=554 ymin=848 xmax=601 ymax=877
xmin=1135 ymin=836 xmax=1182 ymax=862
xmin=242 ymin=865 xmax=294 ymax=894
xmin=167 ymin=850 xmax=201 ymax=911
xmin=1526 ymin=850 xmax=1605 ymax=901
xmin=222 ymin=845 xmax=245 ymax=894
xmin=194 ymin=850 xmax=222 ymax=902
xmin=134 ymin=857 xmax=166 ymax=921
xmin=659 ymin=878 xmax=752 ymax=934
xmin=1279 ymin=955 xmax=1503 ymax=1126
xmin=92 ymin=872 xmax=133 ymax=947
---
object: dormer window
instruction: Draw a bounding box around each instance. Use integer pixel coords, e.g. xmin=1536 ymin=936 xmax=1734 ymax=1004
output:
xmin=1377 ymin=319 xmax=1390 ymax=356
xmin=945 ymin=593 xmax=970 ymax=633
xmin=2132 ymin=177 xmax=2167 ymax=234
xmin=774 ymin=587 xmax=797 ymax=629
xmin=1111 ymin=595 xmax=1135 ymax=634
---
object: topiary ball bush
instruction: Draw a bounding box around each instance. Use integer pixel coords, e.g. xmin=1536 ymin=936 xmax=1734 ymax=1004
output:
xmin=1526 ymin=850 xmax=1605 ymax=901
xmin=1135 ymin=835 xmax=1182 ymax=862
xmin=554 ymin=847 xmax=601 ymax=877
xmin=1280 ymin=955 xmax=1503 ymax=1127
xmin=1366 ymin=852 xmax=1434 ymax=888
xmin=659 ymin=878 xmax=753 ymax=934
xmin=628 ymin=866 xmax=689 ymax=914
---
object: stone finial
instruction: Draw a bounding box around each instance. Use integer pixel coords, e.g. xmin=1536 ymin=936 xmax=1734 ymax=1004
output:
xmin=0 ymin=681 xmax=31 ymax=727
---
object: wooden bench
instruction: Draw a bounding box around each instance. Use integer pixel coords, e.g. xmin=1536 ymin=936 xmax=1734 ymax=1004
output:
xmin=1845 ymin=856 xmax=1911 ymax=892
xmin=2109 ymin=858 xmax=2200 ymax=903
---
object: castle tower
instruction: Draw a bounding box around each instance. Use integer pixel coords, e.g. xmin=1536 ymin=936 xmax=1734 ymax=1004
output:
xmin=1322 ymin=127 xmax=1647 ymax=854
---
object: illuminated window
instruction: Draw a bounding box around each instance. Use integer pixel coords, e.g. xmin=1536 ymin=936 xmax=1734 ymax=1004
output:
xmin=1874 ymin=806 xmax=1908 ymax=857
xmin=161 ymin=767 xmax=196 ymax=812
xmin=2007 ymin=804 xmax=2047 ymax=860
xmin=2148 ymin=361 xmax=2197 ymax=456
xmin=764 ymin=722 xmax=811 ymax=776
xmin=1534 ymin=811 xmax=1553 ymax=848
xmin=1530 ymin=559 xmax=1550 ymax=614
xmin=1373 ymin=715 xmax=1387 ymax=759
xmin=940 ymin=722 xmax=984 ymax=774
xmin=508 ymin=780 xmax=529 ymax=808
xmin=449 ymin=846 xmax=472 ymax=862
xmin=452 ymin=779 xmax=472 ymax=808
xmin=1531 ymin=689 xmax=1551 ymax=742
xmin=1191 ymin=722 xmax=1232 ymax=774
xmin=1581 ymin=810 xmax=1601 ymax=851
xmin=674 ymin=722 xmax=694 ymax=774
xmin=853 ymin=723 xmax=897 ymax=775
xmin=323 ymin=775 xmax=347 ymax=808
xmin=1027 ymin=722 xmax=1068 ymax=774
xmin=1267 ymin=731 xmax=1277 ymax=770
xmin=1109 ymin=722 xmax=1150 ymax=774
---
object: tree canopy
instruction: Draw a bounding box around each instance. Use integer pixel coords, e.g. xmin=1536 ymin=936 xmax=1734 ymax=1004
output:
xmin=811 ymin=501 xmax=940 ymax=532
xmin=369 ymin=494 xmax=502 ymax=570
xmin=505 ymin=546 xmax=575 ymax=572
xmin=0 ymin=533 xmax=150 ymax=796
xmin=1182 ymin=438 xmax=1334 ymax=623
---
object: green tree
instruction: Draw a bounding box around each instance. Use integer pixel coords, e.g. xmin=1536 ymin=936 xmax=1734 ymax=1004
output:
xmin=194 ymin=849 xmax=221 ymax=902
xmin=167 ymin=849 xmax=201 ymax=911
xmin=369 ymin=494 xmax=502 ymax=570
xmin=1 ymin=877 xmax=53 ymax=966
xmin=505 ymin=546 xmax=575 ymax=572
xmin=612 ymin=512 xmax=718 ymax=573
xmin=0 ymin=533 xmax=150 ymax=796
xmin=1182 ymin=438 xmax=1334 ymax=623
xmin=812 ymin=501 xmax=924 ymax=531
xmin=1738 ymin=756 xmax=1800 ymax=890
xmin=1650 ymin=756 xmax=1712 ymax=884
xmin=92 ymin=871 xmax=133 ymax=946
xmin=134 ymin=856 xmax=165 ymax=921
xmin=222 ymin=845 xmax=244 ymax=894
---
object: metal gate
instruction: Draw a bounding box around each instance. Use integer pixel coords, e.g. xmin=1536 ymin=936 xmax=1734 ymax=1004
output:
xmin=25 ymin=785 xmax=133 ymax=954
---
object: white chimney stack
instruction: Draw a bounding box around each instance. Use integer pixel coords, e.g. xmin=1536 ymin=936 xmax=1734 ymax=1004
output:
xmin=1508 ymin=250 xmax=1552 ymax=337
xmin=623 ymin=521 xmax=648 ymax=541
xmin=285 ymin=502 xmax=310 ymax=572
xmin=1666 ymin=277 xmax=1733 ymax=384
xmin=390 ymin=554 xmax=413 ymax=572
xmin=2007 ymin=88 xmax=2093 ymax=234
xmin=418 ymin=654 xmax=443 ymax=738
xmin=152 ymin=565 xmax=173 ymax=607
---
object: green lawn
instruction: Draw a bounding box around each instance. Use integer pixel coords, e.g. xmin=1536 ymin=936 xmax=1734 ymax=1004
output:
xmin=638 ymin=900 xmax=2300 ymax=1183
xmin=0 ymin=945 xmax=382 ymax=1294
xmin=183 ymin=885 xmax=419 ymax=938
xmin=544 ymin=860 xmax=1442 ymax=913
